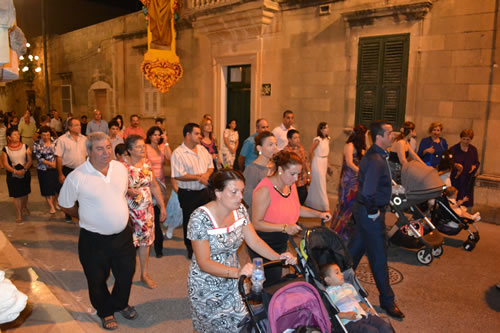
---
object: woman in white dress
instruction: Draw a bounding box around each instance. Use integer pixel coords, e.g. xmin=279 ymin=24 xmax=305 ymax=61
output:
xmin=221 ymin=119 xmax=239 ymax=168
xmin=305 ymin=122 xmax=331 ymax=211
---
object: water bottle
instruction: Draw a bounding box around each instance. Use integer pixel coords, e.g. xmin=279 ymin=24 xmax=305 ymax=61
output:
xmin=251 ymin=257 xmax=265 ymax=293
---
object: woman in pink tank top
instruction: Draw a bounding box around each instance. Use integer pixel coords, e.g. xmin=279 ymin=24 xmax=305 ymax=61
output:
xmin=251 ymin=151 xmax=332 ymax=283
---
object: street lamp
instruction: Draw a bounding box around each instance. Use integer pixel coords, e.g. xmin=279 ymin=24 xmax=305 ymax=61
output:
xmin=18 ymin=42 xmax=42 ymax=84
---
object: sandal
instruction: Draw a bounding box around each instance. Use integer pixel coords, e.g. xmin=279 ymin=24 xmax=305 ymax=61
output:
xmin=101 ymin=315 xmax=118 ymax=330
xmin=119 ymin=306 xmax=138 ymax=320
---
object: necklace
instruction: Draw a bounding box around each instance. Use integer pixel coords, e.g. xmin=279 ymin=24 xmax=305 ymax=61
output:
xmin=8 ymin=142 xmax=21 ymax=149
xmin=273 ymin=185 xmax=291 ymax=198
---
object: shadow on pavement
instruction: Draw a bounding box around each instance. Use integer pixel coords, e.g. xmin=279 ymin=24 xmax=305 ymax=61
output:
xmin=10 ymin=239 xmax=78 ymax=253
xmin=485 ymin=286 xmax=500 ymax=312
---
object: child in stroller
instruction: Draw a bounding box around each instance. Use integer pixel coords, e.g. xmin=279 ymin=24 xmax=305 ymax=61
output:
xmin=320 ymin=263 xmax=394 ymax=333
xmin=444 ymin=186 xmax=481 ymax=224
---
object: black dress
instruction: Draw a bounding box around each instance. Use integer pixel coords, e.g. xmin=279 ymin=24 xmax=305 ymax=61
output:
xmin=3 ymin=145 xmax=31 ymax=198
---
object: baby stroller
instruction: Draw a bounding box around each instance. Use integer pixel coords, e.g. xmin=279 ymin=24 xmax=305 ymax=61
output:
xmin=389 ymin=160 xmax=445 ymax=265
xmin=238 ymin=261 xmax=331 ymax=333
xmin=289 ymin=224 xmax=377 ymax=333
xmin=430 ymin=195 xmax=480 ymax=251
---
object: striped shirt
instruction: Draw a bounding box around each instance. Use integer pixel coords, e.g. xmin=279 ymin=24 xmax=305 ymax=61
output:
xmin=171 ymin=143 xmax=213 ymax=190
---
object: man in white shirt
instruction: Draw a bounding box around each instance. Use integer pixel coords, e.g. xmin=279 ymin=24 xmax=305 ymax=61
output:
xmin=50 ymin=110 xmax=63 ymax=136
xmin=58 ymin=132 xmax=137 ymax=330
xmin=171 ymin=123 xmax=214 ymax=259
xmin=272 ymin=110 xmax=295 ymax=151
xmin=55 ymin=118 xmax=87 ymax=222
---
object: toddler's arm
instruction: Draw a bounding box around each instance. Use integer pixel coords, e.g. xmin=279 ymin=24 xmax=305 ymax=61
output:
xmin=360 ymin=303 xmax=377 ymax=315
xmin=339 ymin=312 xmax=358 ymax=320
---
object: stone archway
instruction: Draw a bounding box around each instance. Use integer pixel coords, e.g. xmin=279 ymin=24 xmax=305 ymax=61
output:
xmin=88 ymin=80 xmax=114 ymax=121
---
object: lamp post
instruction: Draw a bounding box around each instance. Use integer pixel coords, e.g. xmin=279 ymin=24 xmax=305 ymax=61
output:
xmin=18 ymin=42 xmax=42 ymax=114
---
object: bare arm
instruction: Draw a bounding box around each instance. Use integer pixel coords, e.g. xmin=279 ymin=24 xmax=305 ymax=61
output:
xmin=309 ymin=139 xmax=320 ymax=161
xmin=192 ymin=239 xmax=253 ymax=279
xmin=61 ymin=204 xmax=79 ymax=219
xmin=163 ymin=144 xmax=172 ymax=161
xmin=299 ymin=205 xmax=332 ymax=221
xmin=344 ymin=143 xmax=358 ymax=173
xmin=242 ymin=223 xmax=281 ymax=261
xmin=171 ymin=177 xmax=179 ymax=192
xmin=408 ymin=143 xmax=424 ymax=164
xmin=252 ymin=186 xmax=302 ymax=235
xmin=150 ymin=177 xmax=167 ymax=221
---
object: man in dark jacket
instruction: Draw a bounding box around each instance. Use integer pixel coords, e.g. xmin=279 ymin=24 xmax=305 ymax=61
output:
xmin=348 ymin=120 xmax=405 ymax=319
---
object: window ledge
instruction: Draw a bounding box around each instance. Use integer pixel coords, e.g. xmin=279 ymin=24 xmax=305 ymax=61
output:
xmin=342 ymin=0 xmax=433 ymax=27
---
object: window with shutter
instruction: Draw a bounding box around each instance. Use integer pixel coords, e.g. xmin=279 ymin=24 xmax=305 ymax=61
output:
xmin=142 ymin=76 xmax=161 ymax=117
xmin=61 ymin=85 xmax=72 ymax=114
xmin=355 ymin=34 xmax=409 ymax=129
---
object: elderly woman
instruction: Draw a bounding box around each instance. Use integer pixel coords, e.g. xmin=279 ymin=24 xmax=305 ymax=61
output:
xmin=33 ymin=126 xmax=59 ymax=214
xmin=252 ymin=150 xmax=331 ymax=284
xmin=331 ymin=124 xmax=367 ymax=241
xmin=450 ymin=129 xmax=480 ymax=207
xmin=388 ymin=121 xmax=424 ymax=183
xmin=123 ymin=135 xmax=166 ymax=289
xmin=242 ymin=131 xmax=277 ymax=216
xmin=187 ymin=169 xmax=296 ymax=333
xmin=1 ymin=128 xmax=32 ymax=223
xmin=145 ymin=126 xmax=171 ymax=258
xmin=418 ymin=122 xmax=448 ymax=168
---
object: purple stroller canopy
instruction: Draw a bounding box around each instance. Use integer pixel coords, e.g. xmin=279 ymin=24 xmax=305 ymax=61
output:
xmin=401 ymin=160 xmax=445 ymax=194
xmin=268 ymin=281 xmax=331 ymax=333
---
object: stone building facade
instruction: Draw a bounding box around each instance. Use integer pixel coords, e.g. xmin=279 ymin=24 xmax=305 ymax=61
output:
xmin=5 ymin=0 xmax=500 ymax=221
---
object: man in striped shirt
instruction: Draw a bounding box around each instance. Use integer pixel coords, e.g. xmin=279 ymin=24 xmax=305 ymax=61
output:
xmin=171 ymin=123 xmax=214 ymax=259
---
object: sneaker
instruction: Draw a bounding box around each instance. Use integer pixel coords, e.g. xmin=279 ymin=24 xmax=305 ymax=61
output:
xmin=472 ymin=213 xmax=481 ymax=222
xmin=166 ymin=226 xmax=174 ymax=239
xmin=65 ymin=216 xmax=73 ymax=223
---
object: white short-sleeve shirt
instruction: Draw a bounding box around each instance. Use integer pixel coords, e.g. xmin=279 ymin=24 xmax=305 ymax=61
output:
xmin=272 ymin=123 xmax=295 ymax=151
xmin=58 ymin=160 xmax=130 ymax=235
xmin=55 ymin=133 xmax=88 ymax=169
xmin=171 ymin=143 xmax=213 ymax=190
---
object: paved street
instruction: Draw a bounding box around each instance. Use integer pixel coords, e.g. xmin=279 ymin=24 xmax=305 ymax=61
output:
xmin=1 ymin=172 xmax=499 ymax=332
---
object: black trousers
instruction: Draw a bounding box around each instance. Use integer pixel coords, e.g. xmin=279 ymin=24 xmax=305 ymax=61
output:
xmin=297 ymin=185 xmax=308 ymax=206
xmin=78 ymin=226 xmax=136 ymax=318
xmin=177 ymin=188 xmax=210 ymax=257
xmin=153 ymin=205 xmax=164 ymax=255
xmin=61 ymin=166 xmax=74 ymax=220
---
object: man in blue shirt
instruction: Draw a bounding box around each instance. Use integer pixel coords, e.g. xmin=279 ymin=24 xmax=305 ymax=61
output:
xmin=86 ymin=109 xmax=109 ymax=135
xmin=238 ymin=118 xmax=269 ymax=170
xmin=348 ymin=120 xmax=405 ymax=320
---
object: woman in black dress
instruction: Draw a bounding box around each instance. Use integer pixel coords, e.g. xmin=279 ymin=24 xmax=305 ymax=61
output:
xmin=1 ymin=128 xmax=32 ymax=223
xmin=33 ymin=126 xmax=59 ymax=214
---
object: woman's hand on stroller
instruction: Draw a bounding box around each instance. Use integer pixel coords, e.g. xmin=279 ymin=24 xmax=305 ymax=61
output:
xmin=279 ymin=252 xmax=297 ymax=265
xmin=284 ymin=223 xmax=302 ymax=235
xmin=238 ymin=263 xmax=254 ymax=278
xmin=319 ymin=211 xmax=332 ymax=222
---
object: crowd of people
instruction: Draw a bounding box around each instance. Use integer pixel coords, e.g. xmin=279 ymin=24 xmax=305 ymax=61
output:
xmin=0 ymin=107 xmax=484 ymax=331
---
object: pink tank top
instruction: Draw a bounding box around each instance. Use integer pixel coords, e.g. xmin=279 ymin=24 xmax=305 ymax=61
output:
xmin=146 ymin=144 xmax=165 ymax=183
xmin=254 ymin=177 xmax=300 ymax=225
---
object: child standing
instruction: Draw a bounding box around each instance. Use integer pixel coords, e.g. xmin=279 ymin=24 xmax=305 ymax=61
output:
xmin=320 ymin=263 xmax=394 ymax=333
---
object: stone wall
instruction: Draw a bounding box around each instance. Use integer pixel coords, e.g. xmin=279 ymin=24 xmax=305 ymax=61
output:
xmin=5 ymin=0 xmax=499 ymax=221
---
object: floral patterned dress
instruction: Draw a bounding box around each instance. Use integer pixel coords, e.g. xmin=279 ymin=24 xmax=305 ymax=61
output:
xmin=123 ymin=159 xmax=155 ymax=247
xmin=187 ymin=204 xmax=249 ymax=332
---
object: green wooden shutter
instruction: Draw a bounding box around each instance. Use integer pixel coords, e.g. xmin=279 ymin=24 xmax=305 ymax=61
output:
xmin=355 ymin=34 xmax=409 ymax=129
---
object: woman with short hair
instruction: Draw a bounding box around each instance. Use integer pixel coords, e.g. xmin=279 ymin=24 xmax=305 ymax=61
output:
xmin=450 ymin=129 xmax=480 ymax=207
xmin=33 ymin=126 xmax=59 ymax=214
xmin=418 ymin=122 xmax=448 ymax=168
xmin=1 ymin=128 xmax=32 ymax=223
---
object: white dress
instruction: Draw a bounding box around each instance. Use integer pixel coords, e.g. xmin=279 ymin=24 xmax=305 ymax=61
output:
xmin=221 ymin=129 xmax=238 ymax=168
xmin=305 ymin=136 xmax=330 ymax=211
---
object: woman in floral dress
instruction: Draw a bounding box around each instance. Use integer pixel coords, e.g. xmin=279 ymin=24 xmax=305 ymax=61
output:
xmin=331 ymin=124 xmax=367 ymax=241
xmin=187 ymin=169 xmax=296 ymax=332
xmin=33 ymin=126 xmax=59 ymax=214
xmin=123 ymin=135 xmax=166 ymax=289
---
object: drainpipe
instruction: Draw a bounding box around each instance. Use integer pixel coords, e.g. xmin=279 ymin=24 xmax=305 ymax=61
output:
xmin=480 ymin=0 xmax=499 ymax=174
xmin=41 ymin=0 xmax=50 ymax=113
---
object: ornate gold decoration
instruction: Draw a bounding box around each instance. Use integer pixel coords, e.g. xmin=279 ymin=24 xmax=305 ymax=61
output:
xmin=141 ymin=59 xmax=183 ymax=93
xmin=140 ymin=0 xmax=183 ymax=93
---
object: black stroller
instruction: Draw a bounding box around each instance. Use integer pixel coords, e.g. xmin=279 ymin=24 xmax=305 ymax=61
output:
xmin=289 ymin=224 xmax=379 ymax=333
xmin=389 ymin=160 xmax=445 ymax=265
xmin=430 ymin=195 xmax=480 ymax=251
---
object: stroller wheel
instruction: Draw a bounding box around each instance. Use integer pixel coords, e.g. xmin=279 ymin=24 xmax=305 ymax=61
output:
xmin=417 ymin=249 xmax=433 ymax=265
xmin=432 ymin=246 xmax=443 ymax=258
xmin=463 ymin=240 xmax=475 ymax=251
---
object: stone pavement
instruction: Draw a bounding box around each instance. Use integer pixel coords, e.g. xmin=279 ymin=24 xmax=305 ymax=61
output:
xmin=0 ymin=171 xmax=499 ymax=332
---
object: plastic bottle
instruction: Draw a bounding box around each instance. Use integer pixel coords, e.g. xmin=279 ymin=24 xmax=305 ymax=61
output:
xmin=251 ymin=257 xmax=265 ymax=293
